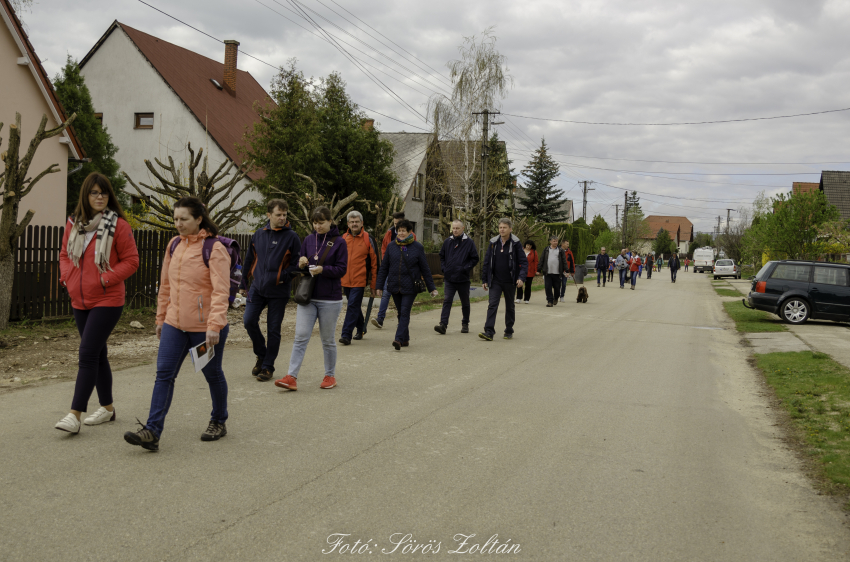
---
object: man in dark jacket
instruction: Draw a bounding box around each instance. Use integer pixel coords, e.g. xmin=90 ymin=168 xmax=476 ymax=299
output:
xmin=241 ymin=199 xmax=302 ymax=381
xmin=645 ymin=253 xmax=654 ymax=279
xmin=559 ymin=239 xmax=576 ymax=303
xmin=479 ymin=218 xmax=528 ymax=341
xmin=539 ymin=236 xmax=567 ymax=306
xmin=595 ymin=248 xmax=610 ymax=288
xmin=435 ymin=220 xmax=479 ymax=335
xmin=372 ymin=211 xmax=415 ymax=329
xmin=669 ymin=252 xmax=681 ymax=283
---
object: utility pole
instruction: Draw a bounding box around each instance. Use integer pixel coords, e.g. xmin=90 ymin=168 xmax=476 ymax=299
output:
xmin=715 ymin=216 xmax=722 ymax=240
xmin=622 ymin=191 xmax=629 ymax=248
xmin=581 ymin=181 xmax=595 ymax=221
xmin=614 ymin=204 xmax=619 ymax=229
xmin=725 ymin=208 xmax=734 ymax=234
xmin=471 ymin=109 xmax=500 ymax=251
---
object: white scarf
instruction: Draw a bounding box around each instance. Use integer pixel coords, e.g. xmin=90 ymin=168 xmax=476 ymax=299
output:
xmin=67 ymin=209 xmax=119 ymax=273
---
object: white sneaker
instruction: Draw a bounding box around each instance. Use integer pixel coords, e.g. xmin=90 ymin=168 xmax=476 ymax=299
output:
xmin=523 ymin=300 xmax=530 ymax=304
xmin=84 ymin=406 xmax=116 ymax=425
xmin=559 ymin=298 xmax=564 ymax=303
xmin=515 ymin=298 xmax=521 ymax=303
xmin=55 ymin=413 xmax=81 ymax=434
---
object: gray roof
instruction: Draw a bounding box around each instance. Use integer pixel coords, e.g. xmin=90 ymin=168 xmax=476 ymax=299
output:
xmin=379 ymin=133 xmax=431 ymax=200
xmin=820 ymin=171 xmax=850 ymax=221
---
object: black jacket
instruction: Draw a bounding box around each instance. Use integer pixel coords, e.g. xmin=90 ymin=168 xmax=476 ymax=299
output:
xmin=241 ymin=221 xmax=302 ymax=298
xmin=539 ymin=246 xmax=566 ymax=275
xmin=594 ymin=253 xmax=610 ymax=271
xmin=439 ymin=233 xmax=479 ymax=284
xmin=669 ymin=255 xmax=681 ymax=271
xmin=481 ymin=234 xmax=529 ymax=285
xmin=377 ymin=240 xmax=437 ymax=295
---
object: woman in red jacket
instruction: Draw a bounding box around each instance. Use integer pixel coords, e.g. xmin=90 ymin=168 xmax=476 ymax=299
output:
xmin=516 ymin=240 xmax=538 ymax=304
xmin=628 ymin=253 xmax=642 ymax=291
xmin=55 ymin=173 xmax=139 ymax=434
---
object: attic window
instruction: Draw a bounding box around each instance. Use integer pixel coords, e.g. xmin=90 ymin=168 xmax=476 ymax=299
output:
xmin=210 ymin=79 xmax=223 ymax=90
xmin=134 ymin=113 xmax=154 ymax=129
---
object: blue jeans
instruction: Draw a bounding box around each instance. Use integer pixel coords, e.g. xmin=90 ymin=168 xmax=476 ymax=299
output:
xmin=146 ymin=323 xmax=230 ymax=438
xmin=288 ymin=300 xmax=342 ymax=378
xmin=619 ymin=268 xmax=628 ymax=287
xmin=671 ymin=269 xmax=678 ymax=282
xmin=391 ymin=292 xmax=416 ymax=342
xmin=440 ymin=280 xmax=471 ymax=326
xmin=243 ymin=294 xmax=288 ymax=372
xmin=596 ymin=269 xmax=606 ymax=286
xmin=560 ymin=275 xmax=568 ymax=298
xmin=341 ymin=287 xmax=366 ymax=339
xmin=631 ymin=271 xmax=637 ymax=287
xmin=376 ymin=279 xmax=390 ymax=323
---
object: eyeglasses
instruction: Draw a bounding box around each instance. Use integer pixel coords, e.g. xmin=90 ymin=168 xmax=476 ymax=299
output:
xmin=89 ymin=191 xmax=108 ymax=199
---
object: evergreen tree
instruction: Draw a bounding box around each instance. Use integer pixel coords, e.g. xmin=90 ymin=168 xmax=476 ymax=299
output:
xmin=652 ymin=228 xmax=675 ymax=255
xmin=517 ymin=138 xmax=565 ymax=222
xmin=590 ymin=214 xmax=609 ymax=237
xmin=53 ymin=56 xmax=127 ymax=214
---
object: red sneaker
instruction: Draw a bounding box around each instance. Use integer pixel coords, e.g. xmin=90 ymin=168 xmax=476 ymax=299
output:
xmin=274 ymin=375 xmax=297 ymax=390
xmin=320 ymin=376 xmax=336 ymax=389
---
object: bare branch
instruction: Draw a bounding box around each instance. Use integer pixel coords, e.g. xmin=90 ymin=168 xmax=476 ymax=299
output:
xmin=19 ymin=163 xmax=59 ymax=198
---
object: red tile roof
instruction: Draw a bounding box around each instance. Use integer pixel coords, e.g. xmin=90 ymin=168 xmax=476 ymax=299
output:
xmin=80 ymin=22 xmax=273 ymax=180
xmin=643 ymin=215 xmax=694 ymax=241
xmin=792 ymin=182 xmax=819 ymax=195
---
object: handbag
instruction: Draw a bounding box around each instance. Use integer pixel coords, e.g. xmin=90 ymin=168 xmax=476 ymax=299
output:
xmin=292 ymin=236 xmax=338 ymax=305
xmin=400 ymin=249 xmax=427 ymax=294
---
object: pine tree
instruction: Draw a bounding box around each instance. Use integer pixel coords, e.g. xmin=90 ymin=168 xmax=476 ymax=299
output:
xmin=53 ymin=56 xmax=127 ymax=214
xmin=517 ymin=138 xmax=565 ymax=222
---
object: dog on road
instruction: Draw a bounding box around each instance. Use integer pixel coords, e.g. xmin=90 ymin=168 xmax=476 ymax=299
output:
xmin=577 ymin=286 xmax=588 ymax=303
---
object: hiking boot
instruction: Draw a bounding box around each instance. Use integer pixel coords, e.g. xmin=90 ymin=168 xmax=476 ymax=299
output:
xmin=252 ymin=356 xmax=263 ymax=377
xmin=392 ymin=340 xmax=402 ymax=350
xmin=461 ymin=325 xmax=469 ymax=333
xmin=503 ymin=334 xmax=513 ymax=340
xmin=434 ymin=323 xmax=447 ymax=335
xmin=201 ymin=421 xmax=227 ymax=441
xmin=339 ymin=337 xmax=351 ymax=345
xmin=274 ymin=375 xmax=297 ymax=390
xmin=353 ymin=331 xmax=363 ymax=340
xmin=124 ymin=419 xmax=159 ymax=451
xmin=320 ymin=376 xmax=337 ymax=389
xmin=478 ymin=332 xmax=493 ymax=341
xmin=401 ymin=341 xmax=409 ymax=347
xmin=546 ymin=302 xmax=553 ymax=307
xmin=597 ymin=283 xmax=601 ymax=287
xmin=84 ymin=406 xmax=115 ymax=426
xmin=257 ymin=368 xmax=274 ymax=382
xmin=371 ymin=318 xmax=383 ymax=329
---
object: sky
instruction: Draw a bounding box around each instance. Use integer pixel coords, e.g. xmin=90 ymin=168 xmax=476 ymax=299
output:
xmin=15 ymin=0 xmax=850 ymax=233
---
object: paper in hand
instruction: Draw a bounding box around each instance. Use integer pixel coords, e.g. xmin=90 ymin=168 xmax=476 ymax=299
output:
xmin=190 ymin=341 xmax=215 ymax=373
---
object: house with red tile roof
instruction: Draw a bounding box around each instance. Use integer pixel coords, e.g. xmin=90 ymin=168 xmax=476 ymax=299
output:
xmin=1 ymin=0 xmax=86 ymax=227
xmin=641 ymin=215 xmax=694 ymax=254
xmin=792 ymin=182 xmax=819 ymax=196
xmin=79 ymin=21 xmax=273 ymax=232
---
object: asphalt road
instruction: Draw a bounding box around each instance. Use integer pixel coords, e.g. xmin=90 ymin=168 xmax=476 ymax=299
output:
xmin=2 ymin=270 xmax=849 ymax=561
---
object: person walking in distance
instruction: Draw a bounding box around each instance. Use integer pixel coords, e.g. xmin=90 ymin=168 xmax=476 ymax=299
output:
xmin=608 ymin=257 xmax=615 ymax=283
xmin=638 ymin=255 xmax=645 ymax=278
xmin=479 ymin=218 xmax=528 ymax=340
xmin=55 ymin=173 xmax=139 ymax=434
xmin=595 ymin=247 xmax=610 ymax=287
xmin=124 ymin=197 xmax=231 ymax=451
xmin=435 ymin=220 xmax=479 ymax=335
xmin=516 ymin=240 xmax=538 ymax=304
xmin=615 ymin=249 xmax=629 ymax=289
xmin=629 ymin=252 xmax=642 ymax=290
xmin=339 ymin=211 xmax=378 ymax=345
xmin=684 ymin=257 xmax=690 ymax=272
xmin=275 ymin=207 xmax=348 ymax=391
xmin=645 ymin=253 xmax=655 ymax=280
xmin=558 ymin=239 xmax=575 ymax=303
xmin=539 ymin=236 xmax=567 ymax=306
xmin=240 ymin=199 xmax=301 ymax=382
xmin=372 ymin=211 xmax=415 ymax=330
xmin=669 ymin=252 xmax=681 ymax=283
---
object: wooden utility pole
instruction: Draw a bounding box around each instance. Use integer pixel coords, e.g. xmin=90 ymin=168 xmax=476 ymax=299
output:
xmin=581 ymin=180 xmax=595 ymax=221
xmin=622 ymin=191 xmax=629 ymax=248
xmin=615 ymin=204 xmax=619 ymax=229
xmin=472 ymin=109 xmax=500 ymax=251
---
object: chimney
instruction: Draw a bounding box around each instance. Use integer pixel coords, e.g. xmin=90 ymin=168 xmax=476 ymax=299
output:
xmin=223 ymin=40 xmax=239 ymax=94
xmin=362 ymin=118 xmax=374 ymax=131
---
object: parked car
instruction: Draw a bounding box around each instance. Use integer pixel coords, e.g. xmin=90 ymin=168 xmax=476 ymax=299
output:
xmin=693 ymin=247 xmax=715 ymax=273
xmin=713 ymin=259 xmax=741 ymax=279
xmin=744 ymin=260 xmax=850 ymax=324
xmin=585 ymin=254 xmax=598 ymax=271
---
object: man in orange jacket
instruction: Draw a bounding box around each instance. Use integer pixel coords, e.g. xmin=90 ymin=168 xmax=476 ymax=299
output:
xmin=340 ymin=211 xmax=378 ymax=344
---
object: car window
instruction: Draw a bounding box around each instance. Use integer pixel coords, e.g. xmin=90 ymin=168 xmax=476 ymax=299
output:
xmin=755 ymin=262 xmax=774 ymax=279
xmin=717 ymin=260 xmax=733 ymax=266
xmin=770 ymin=264 xmax=811 ymax=282
xmin=813 ymin=267 xmax=849 ymax=286
xmin=587 ymin=255 xmax=596 ymax=261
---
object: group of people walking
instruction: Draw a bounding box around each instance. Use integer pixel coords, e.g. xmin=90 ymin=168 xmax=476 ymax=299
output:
xmin=609 ymin=248 xmax=682 ymax=290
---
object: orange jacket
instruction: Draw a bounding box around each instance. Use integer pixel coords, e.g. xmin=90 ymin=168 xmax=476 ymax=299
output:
xmin=156 ymin=230 xmax=230 ymax=333
xmin=341 ymin=230 xmax=378 ymax=290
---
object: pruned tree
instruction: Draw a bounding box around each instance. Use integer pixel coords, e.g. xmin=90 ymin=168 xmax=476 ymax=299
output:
xmin=365 ymin=193 xmax=405 ymax=237
xmin=0 ymin=112 xmax=77 ymax=328
xmin=123 ymin=142 xmax=254 ymax=232
xmin=270 ymin=172 xmax=358 ymax=233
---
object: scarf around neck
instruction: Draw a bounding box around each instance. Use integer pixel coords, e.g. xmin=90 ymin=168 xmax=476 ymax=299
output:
xmin=396 ymin=233 xmax=414 ymax=246
xmin=67 ymin=209 xmax=119 ymax=272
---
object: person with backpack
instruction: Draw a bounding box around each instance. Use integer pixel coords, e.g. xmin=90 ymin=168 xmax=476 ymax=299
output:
xmin=629 ymin=253 xmax=642 ymax=290
xmin=435 ymin=220 xmax=479 ymax=335
xmin=595 ymin=247 xmax=610 ymax=287
xmin=240 ymin=199 xmax=301 ymax=382
xmin=558 ymin=239 xmax=575 ymax=303
xmin=480 ymin=218 xmax=528 ymax=340
xmin=539 ymin=236 xmax=567 ymax=306
xmin=275 ymin=206 xmax=348 ymax=391
xmin=340 ymin=210 xmax=378 ymax=345
xmin=615 ymin=249 xmax=629 ymax=289
xmin=124 ymin=197 xmax=231 ymax=451
xmin=55 ymin=173 xmax=139 ymax=435
xmin=669 ymin=253 xmax=681 ymax=283
xmin=376 ymin=220 xmax=438 ymax=350
xmin=371 ymin=211 xmax=415 ymax=330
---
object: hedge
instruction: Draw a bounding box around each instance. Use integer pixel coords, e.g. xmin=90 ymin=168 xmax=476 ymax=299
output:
xmin=541 ymin=222 xmax=593 ymax=264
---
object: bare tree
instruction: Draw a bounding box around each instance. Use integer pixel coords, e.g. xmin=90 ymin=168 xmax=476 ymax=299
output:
xmin=0 ymin=112 xmax=76 ymax=328
xmin=123 ymin=142 xmax=254 ymax=232
xmin=717 ymin=207 xmax=751 ymax=264
xmin=270 ymin=173 xmax=358 ymax=233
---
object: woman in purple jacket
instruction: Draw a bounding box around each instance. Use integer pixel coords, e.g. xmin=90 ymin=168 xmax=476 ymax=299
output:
xmin=275 ymin=207 xmax=348 ymax=391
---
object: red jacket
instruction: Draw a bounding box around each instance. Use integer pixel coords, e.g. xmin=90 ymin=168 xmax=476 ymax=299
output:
xmin=342 ymin=230 xmax=378 ymax=290
xmin=564 ymin=249 xmax=575 ymax=274
xmin=381 ymin=227 xmax=416 ymax=258
xmin=59 ymin=217 xmax=139 ymax=310
xmin=524 ymin=250 xmax=538 ymax=276
xmin=629 ymin=256 xmax=642 ymax=272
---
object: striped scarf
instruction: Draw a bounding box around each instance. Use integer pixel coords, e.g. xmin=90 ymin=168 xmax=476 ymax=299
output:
xmin=395 ymin=233 xmax=414 ymax=246
xmin=67 ymin=209 xmax=118 ymax=273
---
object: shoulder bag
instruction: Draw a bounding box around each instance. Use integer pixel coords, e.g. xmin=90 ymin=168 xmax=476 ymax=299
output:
xmin=293 ymin=236 xmax=338 ymax=305
xmin=400 ymin=249 xmax=427 ymax=294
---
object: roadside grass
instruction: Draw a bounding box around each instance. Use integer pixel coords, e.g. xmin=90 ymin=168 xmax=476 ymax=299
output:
xmin=714 ymin=288 xmax=742 ymax=297
xmin=755 ymin=351 xmax=850 ymax=502
xmin=722 ymin=300 xmax=787 ymax=332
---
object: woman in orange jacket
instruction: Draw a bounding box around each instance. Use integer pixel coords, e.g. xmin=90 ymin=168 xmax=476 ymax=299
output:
xmin=55 ymin=173 xmax=139 ymax=434
xmin=124 ymin=197 xmax=231 ymax=451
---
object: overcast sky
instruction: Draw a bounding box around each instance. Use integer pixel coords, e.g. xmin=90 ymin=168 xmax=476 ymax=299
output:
xmin=18 ymin=0 xmax=850 ymax=232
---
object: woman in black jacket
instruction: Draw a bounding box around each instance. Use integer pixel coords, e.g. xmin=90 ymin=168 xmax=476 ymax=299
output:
xmin=376 ymin=220 xmax=438 ymax=350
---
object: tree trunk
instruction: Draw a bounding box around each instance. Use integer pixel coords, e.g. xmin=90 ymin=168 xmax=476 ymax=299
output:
xmin=0 ymin=252 xmax=16 ymax=330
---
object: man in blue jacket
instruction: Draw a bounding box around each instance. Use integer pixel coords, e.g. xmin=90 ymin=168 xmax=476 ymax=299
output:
xmin=595 ymin=247 xmax=610 ymax=287
xmin=479 ymin=218 xmax=528 ymax=341
xmin=240 ymin=200 xmax=302 ymax=382
xmin=435 ymin=220 xmax=479 ymax=335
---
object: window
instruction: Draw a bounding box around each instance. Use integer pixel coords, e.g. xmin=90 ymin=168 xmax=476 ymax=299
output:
xmin=770 ymin=264 xmax=811 ymax=282
xmin=813 ymin=267 xmax=848 ymax=286
xmin=411 ymin=173 xmax=424 ymax=200
xmin=716 ymin=260 xmax=734 ymax=266
xmin=94 ymin=113 xmax=103 ymax=126
xmin=134 ymin=113 xmax=154 ymax=129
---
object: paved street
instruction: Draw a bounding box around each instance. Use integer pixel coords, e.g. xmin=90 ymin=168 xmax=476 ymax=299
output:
xmin=2 ymin=271 xmax=850 ymax=561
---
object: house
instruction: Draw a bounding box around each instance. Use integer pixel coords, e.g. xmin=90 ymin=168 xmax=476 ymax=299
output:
xmin=641 ymin=215 xmax=694 ymax=254
xmin=792 ymin=182 xmax=819 ymax=196
xmin=819 ymin=171 xmax=850 ymax=221
xmin=1 ymin=0 xmax=85 ymax=227
xmin=377 ymin=131 xmax=430 ymax=241
xmin=79 ymin=21 xmax=272 ymax=232
xmin=511 ymin=186 xmax=574 ymax=223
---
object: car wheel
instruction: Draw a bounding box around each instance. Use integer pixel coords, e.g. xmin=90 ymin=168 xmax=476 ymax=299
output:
xmin=781 ymin=298 xmax=810 ymax=324
xmin=713 ymin=276 xmax=718 ymax=279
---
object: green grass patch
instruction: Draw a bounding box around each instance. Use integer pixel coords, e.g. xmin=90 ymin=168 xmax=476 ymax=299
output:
xmin=722 ymin=300 xmax=787 ymax=332
xmin=756 ymin=351 xmax=850 ymax=499
xmin=714 ymin=288 xmax=741 ymax=297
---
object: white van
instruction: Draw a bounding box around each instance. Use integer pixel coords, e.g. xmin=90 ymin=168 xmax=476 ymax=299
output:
xmin=693 ymin=247 xmax=715 ymax=273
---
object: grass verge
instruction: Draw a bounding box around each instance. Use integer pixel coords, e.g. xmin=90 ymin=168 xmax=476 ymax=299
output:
xmin=722 ymin=300 xmax=787 ymax=332
xmin=714 ymin=288 xmax=742 ymax=297
xmin=755 ymin=351 xmax=850 ymax=503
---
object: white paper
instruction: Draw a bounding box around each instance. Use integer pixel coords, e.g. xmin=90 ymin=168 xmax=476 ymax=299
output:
xmin=189 ymin=341 xmax=215 ymax=373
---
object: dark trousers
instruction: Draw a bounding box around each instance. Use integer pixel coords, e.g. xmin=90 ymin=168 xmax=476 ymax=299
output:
xmin=243 ymin=294 xmax=288 ymax=372
xmin=596 ymin=269 xmax=606 ymax=286
xmin=146 ymin=323 xmax=229 ymax=438
xmin=671 ymin=269 xmax=678 ymax=282
xmin=544 ymin=274 xmax=561 ymax=302
xmin=341 ymin=287 xmax=366 ymax=339
xmin=608 ymin=269 xmax=614 ymax=282
xmin=484 ymin=280 xmax=516 ymax=336
xmin=70 ymin=306 xmax=123 ymax=412
xmin=391 ymin=293 xmax=416 ymax=342
xmin=516 ymin=276 xmax=534 ymax=301
xmin=441 ymin=280 xmax=471 ymax=326
xmin=647 ymin=266 xmax=653 ymax=279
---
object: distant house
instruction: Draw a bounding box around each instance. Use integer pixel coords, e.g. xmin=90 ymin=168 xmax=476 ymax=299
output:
xmin=511 ymin=186 xmax=574 ymax=224
xmin=819 ymin=171 xmax=850 ymax=221
xmin=79 ymin=21 xmax=272 ymax=232
xmin=1 ymin=0 xmax=85 ymax=227
xmin=641 ymin=215 xmax=694 ymax=254
xmin=377 ymin=131 xmax=429 ymax=241
xmin=792 ymin=182 xmax=819 ymax=196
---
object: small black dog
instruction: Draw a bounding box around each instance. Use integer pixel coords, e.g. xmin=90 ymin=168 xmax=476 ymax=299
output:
xmin=576 ymin=286 xmax=588 ymax=303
